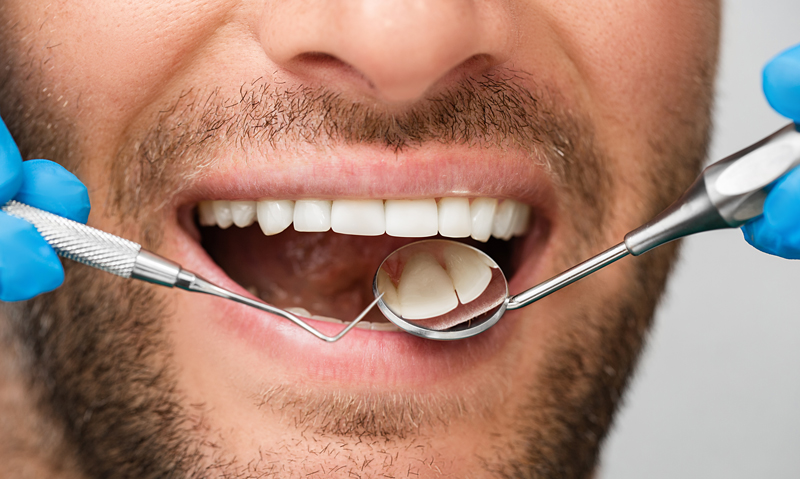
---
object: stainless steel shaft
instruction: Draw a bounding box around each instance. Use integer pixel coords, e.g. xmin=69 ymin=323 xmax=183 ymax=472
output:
xmin=506 ymin=243 xmax=630 ymax=310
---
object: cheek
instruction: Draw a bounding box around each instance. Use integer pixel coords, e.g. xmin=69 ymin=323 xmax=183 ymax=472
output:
xmin=523 ymin=0 xmax=718 ymax=224
xmin=545 ymin=0 xmax=718 ymax=119
xmin=14 ymin=1 xmax=233 ymax=145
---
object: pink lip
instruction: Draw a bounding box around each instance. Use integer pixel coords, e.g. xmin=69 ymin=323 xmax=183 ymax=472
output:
xmin=161 ymin=142 xmax=556 ymax=387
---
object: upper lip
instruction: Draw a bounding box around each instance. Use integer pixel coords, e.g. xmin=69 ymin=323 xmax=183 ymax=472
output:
xmin=157 ymin=142 xmax=558 ymax=386
xmin=170 ymin=143 xmax=557 ymax=208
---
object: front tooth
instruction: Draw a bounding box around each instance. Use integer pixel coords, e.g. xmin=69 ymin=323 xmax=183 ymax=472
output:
xmin=385 ymin=199 xmax=438 ymax=237
xmin=257 ymin=200 xmax=295 ymax=235
xmin=491 ymin=200 xmax=517 ymax=240
xmin=397 ymin=251 xmax=459 ymax=320
xmin=294 ymin=200 xmax=332 ymax=232
xmin=212 ymin=200 xmax=234 ymax=229
xmin=470 ymin=197 xmax=498 ymax=242
xmin=230 ymin=200 xmax=256 ymax=227
xmin=376 ymin=268 xmax=402 ymax=317
xmin=198 ymin=201 xmax=216 ymax=226
xmin=331 ymin=199 xmax=386 ymax=236
xmin=437 ymin=197 xmax=471 ymax=238
xmin=443 ymin=245 xmax=493 ymax=304
xmin=511 ymin=203 xmax=530 ymax=236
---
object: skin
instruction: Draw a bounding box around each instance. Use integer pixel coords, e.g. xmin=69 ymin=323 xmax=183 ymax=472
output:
xmin=0 ymin=1 xmax=719 ymax=478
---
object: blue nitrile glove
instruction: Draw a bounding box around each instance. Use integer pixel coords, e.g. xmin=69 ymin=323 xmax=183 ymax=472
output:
xmin=742 ymin=44 xmax=800 ymax=259
xmin=0 ymin=117 xmax=90 ymax=301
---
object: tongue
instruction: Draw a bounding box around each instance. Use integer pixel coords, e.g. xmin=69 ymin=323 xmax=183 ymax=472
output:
xmin=201 ymin=225 xmax=415 ymax=321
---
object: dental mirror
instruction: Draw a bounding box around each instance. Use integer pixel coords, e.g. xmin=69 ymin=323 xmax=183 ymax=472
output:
xmin=373 ymin=239 xmax=509 ymax=340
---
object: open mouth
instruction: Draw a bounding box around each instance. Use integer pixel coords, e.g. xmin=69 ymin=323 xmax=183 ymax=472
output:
xmin=196 ymin=197 xmax=536 ymax=331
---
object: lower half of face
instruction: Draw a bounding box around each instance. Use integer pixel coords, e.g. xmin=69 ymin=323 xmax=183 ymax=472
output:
xmin=0 ymin=1 xmax=718 ymax=477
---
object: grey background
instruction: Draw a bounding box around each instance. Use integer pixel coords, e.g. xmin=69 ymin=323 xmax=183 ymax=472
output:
xmin=601 ymin=0 xmax=800 ymax=477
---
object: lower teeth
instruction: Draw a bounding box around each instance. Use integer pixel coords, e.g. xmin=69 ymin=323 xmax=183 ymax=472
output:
xmin=281 ymin=307 xmax=401 ymax=332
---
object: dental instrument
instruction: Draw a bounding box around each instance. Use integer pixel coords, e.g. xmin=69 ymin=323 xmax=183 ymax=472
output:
xmin=374 ymin=123 xmax=800 ymax=340
xmin=0 ymin=199 xmax=381 ymax=342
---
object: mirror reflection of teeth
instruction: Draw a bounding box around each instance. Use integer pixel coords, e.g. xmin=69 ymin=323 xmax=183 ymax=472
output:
xmin=198 ymin=197 xmax=530 ymax=241
xmin=397 ymin=251 xmax=460 ymax=320
xmin=379 ymin=244 xmax=498 ymax=322
xmin=443 ymin=245 xmax=494 ymax=304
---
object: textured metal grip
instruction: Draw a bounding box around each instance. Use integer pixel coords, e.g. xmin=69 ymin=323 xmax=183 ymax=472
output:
xmin=2 ymin=200 xmax=142 ymax=278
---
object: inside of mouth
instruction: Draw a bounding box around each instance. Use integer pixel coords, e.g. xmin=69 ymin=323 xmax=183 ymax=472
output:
xmin=197 ymin=201 xmax=528 ymax=326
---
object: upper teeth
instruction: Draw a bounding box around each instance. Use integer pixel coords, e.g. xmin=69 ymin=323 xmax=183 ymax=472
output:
xmin=198 ymin=197 xmax=530 ymax=241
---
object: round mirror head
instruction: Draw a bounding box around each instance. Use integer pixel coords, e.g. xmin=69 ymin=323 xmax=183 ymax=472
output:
xmin=373 ymin=239 xmax=509 ymax=340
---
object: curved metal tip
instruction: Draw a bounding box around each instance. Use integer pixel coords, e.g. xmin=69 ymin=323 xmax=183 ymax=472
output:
xmin=319 ymin=294 xmax=384 ymax=342
xmin=176 ymin=271 xmax=384 ymax=342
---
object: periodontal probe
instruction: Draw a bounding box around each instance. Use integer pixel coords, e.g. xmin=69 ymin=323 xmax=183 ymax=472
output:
xmin=0 ymin=199 xmax=381 ymax=343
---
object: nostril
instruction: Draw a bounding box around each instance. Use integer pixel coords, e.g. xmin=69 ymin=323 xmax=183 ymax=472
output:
xmin=294 ymin=52 xmax=342 ymax=67
xmin=289 ymin=52 xmax=376 ymax=90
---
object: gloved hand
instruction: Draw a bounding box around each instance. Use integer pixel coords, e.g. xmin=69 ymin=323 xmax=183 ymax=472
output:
xmin=0 ymin=117 xmax=90 ymax=301
xmin=742 ymin=44 xmax=800 ymax=259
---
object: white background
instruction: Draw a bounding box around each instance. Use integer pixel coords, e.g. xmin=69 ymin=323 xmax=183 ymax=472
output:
xmin=601 ymin=1 xmax=800 ymax=477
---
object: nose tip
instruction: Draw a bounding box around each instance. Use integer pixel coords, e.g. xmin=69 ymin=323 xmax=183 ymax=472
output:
xmin=260 ymin=1 xmax=511 ymax=103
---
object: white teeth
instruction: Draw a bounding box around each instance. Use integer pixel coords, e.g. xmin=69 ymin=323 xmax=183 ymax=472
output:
xmin=369 ymin=322 xmax=400 ymax=331
xmin=443 ymin=245 xmax=493 ymax=304
xmin=437 ymin=197 xmax=472 ymax=238
xmin=491 ymin=200 xmax=517 ymax=240
xmin=257 ymin=200 xmax=295 ymax=235
xmin=331 ymin=199 xmax=386 ymax=236
xmin=470 ymin=197 xmax=498 ymax=242
xmin=198 ymin=201 xmax=216 ymax=226
xmin=397 ymin=251 xmax=459 ymax=320
xmin=286 ymin=306 xmax=312 ymax=317
xmin=511 ymin=203 xmax=531 ymax=236
xmin=212 ymin=200 xmax=234 ymax=229
xmin=293 ymin=200 xmax=332 ymax=232
xmin=230 ymin=200 xmax=257 ymax=227
xmin=204 ymin=197 xmax=529 ymax=240
xmin=311 ymin=314 xmax=344 ymax=324
xmin=385 ymin=199 xmax=439 ymax=237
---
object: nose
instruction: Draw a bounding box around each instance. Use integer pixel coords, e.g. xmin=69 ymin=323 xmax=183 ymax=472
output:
xmin=259 ymin=0 xmax=513 ymax=103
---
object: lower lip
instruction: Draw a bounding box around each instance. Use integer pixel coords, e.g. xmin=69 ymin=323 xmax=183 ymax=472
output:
xmin=169 ymin=218 xmax=546 ymax=388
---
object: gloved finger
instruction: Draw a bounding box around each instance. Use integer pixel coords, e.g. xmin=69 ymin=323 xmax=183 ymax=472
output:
xmin=742 ymin=165 xmax=800 ymax=259
xmin=763 ymin=44 xmax=800 ymax=121
xmin=0 ymin=117 xmax=23 ymax=204
xmin=0 ymin=212 xmax=64 ymax=302
xmin=15 ymin=159 xmax=91 ymax=223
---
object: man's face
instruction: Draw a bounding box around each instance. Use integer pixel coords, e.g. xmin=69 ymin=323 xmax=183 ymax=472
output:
xmin=0 ymin=1 xmax=718 ymax=477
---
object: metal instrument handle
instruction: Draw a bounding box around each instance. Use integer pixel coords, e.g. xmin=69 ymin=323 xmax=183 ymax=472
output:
xmin=625 ymin=123 xmax=800 ymax=255
xmin=506 ymin=123 xmax=800 ymax=310
xmin=1 ymin=200 xmax=142 ymax=278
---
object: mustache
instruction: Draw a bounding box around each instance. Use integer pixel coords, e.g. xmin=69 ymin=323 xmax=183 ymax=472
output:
xmin=151 ymin=72 xmax=560 ymax=151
